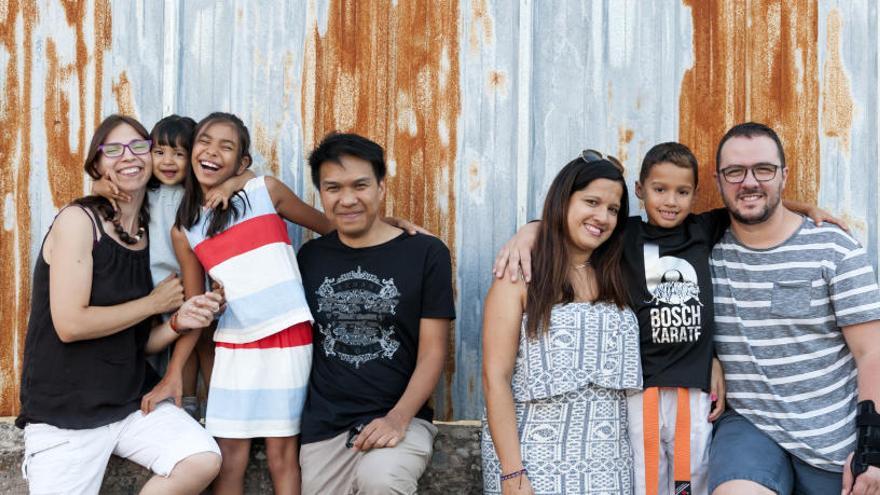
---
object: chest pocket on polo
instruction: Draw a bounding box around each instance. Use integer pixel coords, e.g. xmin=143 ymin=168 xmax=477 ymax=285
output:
xmin=770 ymin=280 xmax=812 ymax=318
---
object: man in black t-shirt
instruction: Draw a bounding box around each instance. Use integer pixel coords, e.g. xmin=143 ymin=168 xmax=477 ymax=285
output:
xmin=298 ymin=133 xmax=455 ymax=495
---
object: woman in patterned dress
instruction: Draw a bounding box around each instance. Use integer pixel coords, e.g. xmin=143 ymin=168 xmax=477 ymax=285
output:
xmin=482 ymin=152 xmax=642 ymax=494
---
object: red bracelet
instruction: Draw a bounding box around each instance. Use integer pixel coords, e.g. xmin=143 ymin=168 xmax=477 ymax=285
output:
xmin=169 ymin=312 xmax=182 ymax=334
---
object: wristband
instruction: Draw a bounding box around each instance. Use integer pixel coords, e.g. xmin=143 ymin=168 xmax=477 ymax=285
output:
xmin=853 ymin=400 xmax=880 ymax=480
xmin=500 ymin=467 xmax=527 ymax=482
xmin=169 ymin=312 xmax=184 ymax=334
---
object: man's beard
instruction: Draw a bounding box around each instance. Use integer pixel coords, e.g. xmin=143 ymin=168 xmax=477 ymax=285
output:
xmin=723 ymin=186 xmax=781 ymax=225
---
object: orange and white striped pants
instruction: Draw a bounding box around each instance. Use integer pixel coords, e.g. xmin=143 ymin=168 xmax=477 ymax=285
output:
xmin=627 ymin=387 xmax=713 ymax=495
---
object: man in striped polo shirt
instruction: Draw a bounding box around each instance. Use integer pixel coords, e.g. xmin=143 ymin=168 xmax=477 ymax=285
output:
xmin=707 ymin=123 xmax=880 ymax=495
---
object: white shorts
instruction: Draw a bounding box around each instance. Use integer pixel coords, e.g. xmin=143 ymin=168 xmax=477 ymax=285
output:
xmin=627 ymin=387 xmax=713 ymax=495
xmin=21 ymin=402 xmax=220 ymax=495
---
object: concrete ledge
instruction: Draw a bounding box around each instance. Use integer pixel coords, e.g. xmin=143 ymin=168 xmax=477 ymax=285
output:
xmin=0 ymin=418 xmax=482 ymax=494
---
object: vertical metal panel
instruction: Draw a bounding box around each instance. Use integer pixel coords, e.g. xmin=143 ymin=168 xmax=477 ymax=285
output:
xmin=2 ymin=1 xmax=879 ymax=420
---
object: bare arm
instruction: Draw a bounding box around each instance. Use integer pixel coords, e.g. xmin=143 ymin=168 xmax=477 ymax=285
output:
xmin=353 ymin=317 xmax=450 ymax=451
xmin=141 ymin=227 xmax=208 ymax=412
xmin=783 ymin=199 xmax=849 ymax=231
xmin=841 ymin=320 xmax=880 ymax=494
xmin=482 ymin=277 xmax=529 ymax=478
xmin=493 ymin=221 xmax=540 ymax=283
xmin=47 ymin=207 xmax=182 ymax=343
xmin=144 ymin=292 xmax=223 ymax=354
xmin=204 ymin=169 xmax=257 ymax=210
xmin=265 ymin=176 xmax=334 ymax=235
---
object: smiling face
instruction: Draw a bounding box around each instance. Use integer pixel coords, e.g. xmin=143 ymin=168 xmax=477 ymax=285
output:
xmin=717 ymin=135 xmax=786 ymax=225
xmin=191 ymin=121 xmax=248 ymax=192
xmin=636 ymin=162 xmax=696 ymax=228
xmin=566 ymin=178 xmax=623 ymax=260
xmin=151 ymin=142 xmax=189 ymax=185
xmin=96 ymin=123 xmax=152 ymax=192
xmin=318 ymin=155 xmax=385 ymax=240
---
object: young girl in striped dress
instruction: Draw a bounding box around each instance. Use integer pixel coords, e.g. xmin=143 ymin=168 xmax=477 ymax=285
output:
xmin=171 ymin=112 xmax=333 ymax=494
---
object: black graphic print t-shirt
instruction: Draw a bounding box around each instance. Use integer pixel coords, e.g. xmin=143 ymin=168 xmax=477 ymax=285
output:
xmin=298 ymin=231 xmax=455 ymax=443
xmin=621 ymin=210 xmax=729 ymax=391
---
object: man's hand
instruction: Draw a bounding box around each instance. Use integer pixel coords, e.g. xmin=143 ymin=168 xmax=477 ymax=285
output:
xmin=141 ymin=371 xmax=183 ymax=414
xmin=843 ymin=452 xmax=880 ymax=495
xmin=352 ymin=410 xmax=410 ymax=452
xmin=384 ymin=216 xmax=434 ymax=236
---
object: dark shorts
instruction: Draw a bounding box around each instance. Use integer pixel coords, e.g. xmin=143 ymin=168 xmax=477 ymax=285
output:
xmin=708 ymin=410 xmax=841 ymax=495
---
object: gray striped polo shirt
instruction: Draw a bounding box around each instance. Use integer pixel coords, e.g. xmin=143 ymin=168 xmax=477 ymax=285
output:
xmin=711 ymin=217 xmax=880 ymax=471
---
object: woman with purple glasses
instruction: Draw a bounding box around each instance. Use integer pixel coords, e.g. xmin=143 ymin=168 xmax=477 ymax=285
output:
xmin=17 ymin=115 xmax=223 ymax=494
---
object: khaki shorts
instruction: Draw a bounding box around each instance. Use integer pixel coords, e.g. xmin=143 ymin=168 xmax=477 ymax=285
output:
xmin=22 ymin=402 xmax=220 ymax=495
xmin=300 ymin=417 xmax=437 ymax=495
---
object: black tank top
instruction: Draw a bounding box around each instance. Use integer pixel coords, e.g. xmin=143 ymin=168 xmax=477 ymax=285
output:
xmin=17 ymin=205 xmax=157 ymax=429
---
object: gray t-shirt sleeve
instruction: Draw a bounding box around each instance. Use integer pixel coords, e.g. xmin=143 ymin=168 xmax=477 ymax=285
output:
xmin=827 ymin=232 xmax=880 ymax=327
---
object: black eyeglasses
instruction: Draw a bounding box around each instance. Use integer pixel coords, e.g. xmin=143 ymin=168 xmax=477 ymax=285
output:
xmin=98 ymin=139 xmax=152 ymax=158
xmin=581 ymin=149 xmax=624 ymax=173
xmin=719 ymin=164 xmax=780 ymax=184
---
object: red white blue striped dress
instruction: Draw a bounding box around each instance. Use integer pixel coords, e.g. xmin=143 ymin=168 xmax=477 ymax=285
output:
xmin=184 ymin=176 xmax=313 ymax=438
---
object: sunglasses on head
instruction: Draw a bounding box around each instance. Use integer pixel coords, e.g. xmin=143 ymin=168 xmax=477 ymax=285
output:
xmin=581 ymin=149 xmax=624 ymax=173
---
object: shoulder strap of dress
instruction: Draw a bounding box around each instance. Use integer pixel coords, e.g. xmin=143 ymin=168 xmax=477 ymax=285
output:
xmin=70 ymin=204 xmax=102 ymax=242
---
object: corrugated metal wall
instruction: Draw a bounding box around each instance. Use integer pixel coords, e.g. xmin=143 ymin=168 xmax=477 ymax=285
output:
xmin=1 ymin=0 xmax=877 ymax=419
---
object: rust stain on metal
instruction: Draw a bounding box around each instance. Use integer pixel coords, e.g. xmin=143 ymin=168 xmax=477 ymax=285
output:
xmin=468 ymin=0 xmax=494 ymax=52
xmin=44 ymin=39 xmax=85 ymax=208
xmin=0 ymin=0 xmax=38 ymax=416
xmin=112 ymin=71 xmax=136 ymax=116
xmin=617 ymin=127 xmax=633 ymax=170
xmin=487 ymin=69 xmax=506 ymax=96
xmin=302 ymin=0 xmax=460 ymax=418
xmin=253 ymin=123 xmax=281 ymax=177
xmin=679 ymin=0 xmax=820 ymax=212
xmin=93 ymin=0 xmax=112 ymax=128
xmin=820 ymin=9 xmax=853 ymax=154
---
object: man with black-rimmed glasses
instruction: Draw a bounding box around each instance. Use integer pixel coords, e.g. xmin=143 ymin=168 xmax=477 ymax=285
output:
xmin=707 ymin=122 xmax=880 ymax=495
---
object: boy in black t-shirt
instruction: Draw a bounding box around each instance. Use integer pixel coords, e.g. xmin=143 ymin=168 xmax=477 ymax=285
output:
xmin=297 ymin=133 xmax=455 ymax=495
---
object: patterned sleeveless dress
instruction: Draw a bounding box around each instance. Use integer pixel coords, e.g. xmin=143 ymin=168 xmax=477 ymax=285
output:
xmin=482 ymin=302 xmax=642 ymax=494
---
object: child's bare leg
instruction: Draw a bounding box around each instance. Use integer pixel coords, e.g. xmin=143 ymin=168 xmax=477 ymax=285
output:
xmin=265 ymin=436 xmax=301 ymax=495
xmin=213 ymin=438 xmax=251 ymax=495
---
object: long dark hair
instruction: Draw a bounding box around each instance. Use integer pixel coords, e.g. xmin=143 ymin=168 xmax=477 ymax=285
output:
xmin=175 ymin=112 xmax=252 ymax=237
xmin=525 ymin=157 xmax=630 ymax=338
xmin=74 ymin=114 xmax=151 ymax=230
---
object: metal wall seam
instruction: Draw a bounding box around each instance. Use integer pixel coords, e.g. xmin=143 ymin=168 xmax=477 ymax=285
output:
xmin=515 ymin=0 xmax=532 ymax=227
xmin=161 ymin=0 xmax=179 ymax=116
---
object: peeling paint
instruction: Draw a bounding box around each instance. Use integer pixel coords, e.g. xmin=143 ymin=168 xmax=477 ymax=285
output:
xmin=617 ymin=127 xmax=633 ymax=170
xmin=0 ymin=0 xmax=37 ymax=416
xmin=487 ymin=69 xmax=507 ymax=97
xmin=301 ymin=0 xmax=460 ymax=418
xmin=111 ymin=70 xmax=135 ymax=116
xmin=821 ymin=9 xmax=853 ymax=154
xmin=44 ymin=38 xmax=85 ymax=208
xmin=468 ymin=0 xmax=494 ymax=52
xmin=679 ymin=0 xmax=819 ymax=212
xmin=253 ymin=122 xmax=281 ymax=177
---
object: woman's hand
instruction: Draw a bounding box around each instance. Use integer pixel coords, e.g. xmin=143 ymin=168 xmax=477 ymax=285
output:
xmin=174 ymin=291 xmax=223 ymax=331
xmin=141 ymin=369 xmax=183 ymax=414
xmin=501 ymin=473 xmax=534 ymax=495
xmin=90 ymin=171 xmax=131 ymax=212
xmin=708 ymin=357 xmax=726 ymax=422
xmin=148 ymin=273 xmax=185 ymax=315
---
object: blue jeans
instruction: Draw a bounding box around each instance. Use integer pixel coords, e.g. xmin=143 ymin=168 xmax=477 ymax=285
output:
xmin=708 ymin=410 xmax=841 ymax=495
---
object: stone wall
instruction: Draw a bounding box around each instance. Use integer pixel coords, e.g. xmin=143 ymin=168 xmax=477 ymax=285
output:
xmin=0 ymin=419 xmax=482 ymax=494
